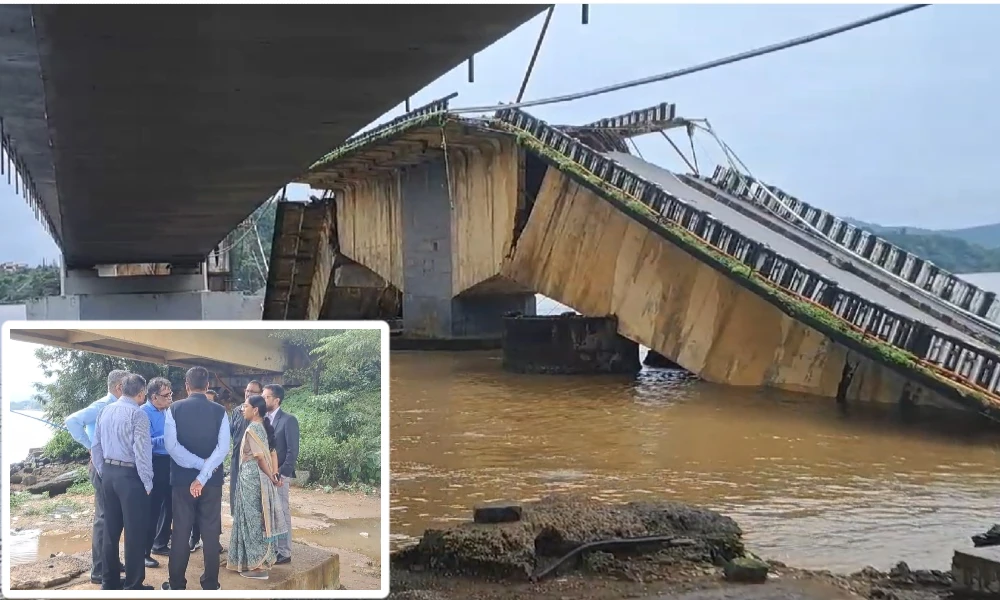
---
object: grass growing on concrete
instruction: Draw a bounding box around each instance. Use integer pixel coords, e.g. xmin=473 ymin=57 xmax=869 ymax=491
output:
xmin=309 ymin=113 xmax=451 ymax=171
xmin=495 ymin=120 xmax=998 ymax=413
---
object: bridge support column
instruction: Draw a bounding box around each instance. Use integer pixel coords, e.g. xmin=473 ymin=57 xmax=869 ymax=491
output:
xmin=399 ymin=157 xmax=535 ymax=340
xmin=26 ymin=264 xmax=262 ymax=320
xmin=26 ymin=292 xmax=263 ymax=320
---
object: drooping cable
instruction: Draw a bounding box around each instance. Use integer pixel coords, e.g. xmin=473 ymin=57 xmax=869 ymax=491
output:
xmin=448 ymin=4 xmax=928 ymax=114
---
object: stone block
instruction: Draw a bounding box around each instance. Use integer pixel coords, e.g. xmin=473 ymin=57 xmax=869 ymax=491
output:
xmin=502 ymin=315 xmax=640 ymax=375
xmin=953 ymin=547 xmax=1000 ymax=595
xmin=473 ymin=502 xmax=523 ymax=524
xmin=289 ymin=471 xmax=311 ymax=488
xmin=724 ymin=557 xmax=769 ymax=583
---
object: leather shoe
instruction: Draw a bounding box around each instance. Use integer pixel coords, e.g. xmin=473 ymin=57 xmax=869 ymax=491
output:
xmin=150 ymin=546 xmax=170 ymax=556
xmin=275 ymin=555 xmax=291 ymax=565
xmin=144 ymin=556 xmax=160 ymax=568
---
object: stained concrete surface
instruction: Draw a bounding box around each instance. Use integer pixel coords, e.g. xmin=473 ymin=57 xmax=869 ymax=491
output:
xmin=49 ymin=541 xmax=339 ymax=591
xmin=606 ymin=152 xmax=994 ymax=352
xmin=0 ymin=5 xmax=545 ymax=266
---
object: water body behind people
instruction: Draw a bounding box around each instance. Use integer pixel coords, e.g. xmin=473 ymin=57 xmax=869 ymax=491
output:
xmin=389 ymin=345 xmax=1000 ymax=575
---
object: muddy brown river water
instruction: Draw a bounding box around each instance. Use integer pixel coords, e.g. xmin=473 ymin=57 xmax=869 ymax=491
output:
xmin=389 ymin=350 xmax=1000 ymax=574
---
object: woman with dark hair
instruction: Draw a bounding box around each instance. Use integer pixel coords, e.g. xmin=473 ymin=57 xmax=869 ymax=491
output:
xmin=226 ymin=395 xmax=289 ymax=579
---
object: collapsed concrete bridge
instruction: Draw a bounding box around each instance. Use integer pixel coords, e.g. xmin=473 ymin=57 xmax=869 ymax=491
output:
xmin=262 ymin=97 xmax=1000 ymax=419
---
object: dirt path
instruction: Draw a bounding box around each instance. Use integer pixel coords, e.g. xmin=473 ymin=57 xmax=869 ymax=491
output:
xmin=9 ymin=481 xmax=381 ymax=590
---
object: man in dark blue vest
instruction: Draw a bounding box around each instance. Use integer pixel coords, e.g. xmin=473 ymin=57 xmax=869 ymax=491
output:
xmin=161 ymin=367 xmax=230 ymax=590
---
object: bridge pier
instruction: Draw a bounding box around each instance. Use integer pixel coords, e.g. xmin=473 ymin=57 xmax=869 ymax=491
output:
xmin=26 ymin=265 xmax=262 ymax=320
xmin=397 ymin=156 xmax=536 ymax=340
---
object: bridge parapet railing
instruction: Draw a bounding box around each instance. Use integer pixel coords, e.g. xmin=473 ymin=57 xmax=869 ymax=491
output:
xmin=702 ymin=166 xmax=1000 ymax=325
xmin=493 ymin=108 xmax=1000 ymax=402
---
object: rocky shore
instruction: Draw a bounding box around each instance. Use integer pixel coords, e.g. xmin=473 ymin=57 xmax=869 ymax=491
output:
xmin=9 ymin=448 xmax=87 ymax=494
xmin=388 ymin=495 xmax=955 ymax=600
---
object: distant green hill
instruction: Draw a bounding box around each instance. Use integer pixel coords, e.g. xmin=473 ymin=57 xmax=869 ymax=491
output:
xmin=842 ymin=219 xmax=1000 ymax=273
xmin=845 ymin=218 xmax=1000 ymax=250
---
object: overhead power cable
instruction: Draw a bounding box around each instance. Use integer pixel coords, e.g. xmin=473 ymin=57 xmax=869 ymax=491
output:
xmin=448 ymin=4 xmax=928 ymax=115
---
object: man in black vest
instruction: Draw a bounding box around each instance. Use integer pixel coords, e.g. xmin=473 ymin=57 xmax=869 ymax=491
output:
xmin=161 ymin=367 xmax=230 ymax=591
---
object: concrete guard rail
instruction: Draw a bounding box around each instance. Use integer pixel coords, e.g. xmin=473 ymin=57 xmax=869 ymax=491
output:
xmin=705 ymin=165 xmax=1000 ymax=325
xmin=492 ymin=107 xmax=1000 ymax=403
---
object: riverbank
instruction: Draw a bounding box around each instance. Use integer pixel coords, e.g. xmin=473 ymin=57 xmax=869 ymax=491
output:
xmin=386 ymin=495 xmax=954 ymax=600
xmin=8 ymin=476 xmax=381 ymax=591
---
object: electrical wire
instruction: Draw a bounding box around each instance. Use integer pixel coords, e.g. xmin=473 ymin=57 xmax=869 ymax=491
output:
xmin=446 ymin=4 xmax=928 ymax=115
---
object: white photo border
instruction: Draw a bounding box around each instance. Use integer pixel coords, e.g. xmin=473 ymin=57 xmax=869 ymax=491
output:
xmin=1 ymin=320 xmax=391 ymax=600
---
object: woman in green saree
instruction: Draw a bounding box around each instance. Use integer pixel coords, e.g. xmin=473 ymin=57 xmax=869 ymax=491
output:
xmin=226 ymin=394 xmax=289 ymax=580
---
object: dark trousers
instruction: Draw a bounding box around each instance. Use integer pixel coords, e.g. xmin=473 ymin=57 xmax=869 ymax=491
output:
xmin=147 ymin=455 xmax=172 ymax=555
xmin=229 ymin=451 xmax=240 ymax=516
xmin=190 ymin=521 xmax=201 ymax=549
xmin=88 ymin=463 xmax=107 ymax=580
xmin=168 ymin=484 xmax=222 ymax=590
xmin=101 ymin=463 xmax=149 ymax=590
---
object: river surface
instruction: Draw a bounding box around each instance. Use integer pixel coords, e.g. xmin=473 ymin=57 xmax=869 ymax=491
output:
xmin=3 ymin=409 xmax=56 ymax=466
xmin=389 ymin=347 xmax=1000 ymax=575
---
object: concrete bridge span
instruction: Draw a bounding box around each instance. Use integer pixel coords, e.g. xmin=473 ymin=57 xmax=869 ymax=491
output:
xmin=263 ymin=100 xmax=1000 ymax=419
xmin=8 ymin=327 xmax=289 ymax=378
xmin=1 ymin=4 xmax=545 ymax=319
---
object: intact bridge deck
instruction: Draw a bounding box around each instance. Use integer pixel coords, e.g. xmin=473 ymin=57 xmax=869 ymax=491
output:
xmin=608 ymin=152 xmax=996 ymax=353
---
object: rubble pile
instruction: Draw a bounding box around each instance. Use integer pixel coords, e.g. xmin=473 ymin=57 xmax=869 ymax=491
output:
xmin=391 ymin=495 xmax=745 ymax=581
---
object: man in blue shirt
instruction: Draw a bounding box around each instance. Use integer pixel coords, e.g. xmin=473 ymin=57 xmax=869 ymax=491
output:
xmin=142 ymin=377 xmax=174 ymax=568
xmin=64 ymin=368 xmax=129 ymax=585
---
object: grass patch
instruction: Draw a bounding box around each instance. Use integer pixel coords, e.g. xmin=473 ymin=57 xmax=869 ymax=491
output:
xmin=66 ymin=468 xmax=94 ymax=495
xmin=10 ymin=491 xmax=31 ymax=510
xmin=310 ymin=481 xmax=379 ymax=496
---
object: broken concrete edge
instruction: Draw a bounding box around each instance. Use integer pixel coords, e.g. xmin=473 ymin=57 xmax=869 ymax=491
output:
xmin=308 ymin=112 xmax=458 ymax=172
xmin=494 ymin=121 xmax=1000 ymax=420
xmin=391 ymin=496 xmax=748 ymax=583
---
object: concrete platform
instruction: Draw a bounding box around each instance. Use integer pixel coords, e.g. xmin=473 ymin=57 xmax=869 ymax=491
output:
xmin=58 ymin=542 xmax=339 ymax=591
xmin=952 ymin=546 xmax=1000 ymax=596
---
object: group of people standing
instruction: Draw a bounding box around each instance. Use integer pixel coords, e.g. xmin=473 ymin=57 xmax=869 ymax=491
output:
xmin=64 ymin=367 xmax=301 ymax=590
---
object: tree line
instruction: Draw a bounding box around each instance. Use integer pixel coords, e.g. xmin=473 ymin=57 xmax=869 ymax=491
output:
xmin=33 ymin=328 xmax=381 ymax=487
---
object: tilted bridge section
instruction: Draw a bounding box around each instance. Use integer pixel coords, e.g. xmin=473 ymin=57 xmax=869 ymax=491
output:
xmin=262 ymin=97 xmax=1000 ymax=420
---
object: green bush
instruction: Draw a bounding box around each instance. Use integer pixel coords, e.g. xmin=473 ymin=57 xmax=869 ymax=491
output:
xmin=42 ymin=429 xmax=89 ymax=462
xmin=283 ymin=387 xmax=380 ymax=486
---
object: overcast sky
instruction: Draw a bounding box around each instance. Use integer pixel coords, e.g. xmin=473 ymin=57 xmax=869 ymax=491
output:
xmin=2 ymin=339 xmax=48 ymax=404
xmin=2 ymin=4 xmax=998 ymax=265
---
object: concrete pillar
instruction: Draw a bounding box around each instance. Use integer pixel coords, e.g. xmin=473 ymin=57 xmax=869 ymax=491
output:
xmin=26 ymin=292 xmax=264 ymax=320
xmin=399 ymin=157 xmax=536 ymax=339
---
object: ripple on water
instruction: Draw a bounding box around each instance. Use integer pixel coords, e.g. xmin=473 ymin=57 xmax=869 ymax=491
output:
xmin=389 ymin=351 xmax=1000 ymax=572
